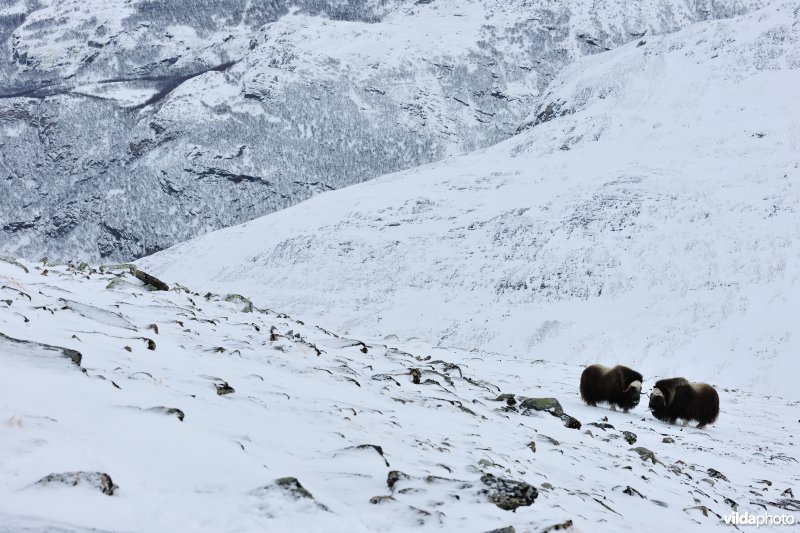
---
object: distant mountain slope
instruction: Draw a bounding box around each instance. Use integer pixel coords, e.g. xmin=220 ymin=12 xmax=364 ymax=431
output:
xmin=140 ymin=2 xmax=800 ymax=398
xmin=1 ymin=258 xmax=797 ymax=532
xmin=0 ymin=0 xmax=765 ymax=261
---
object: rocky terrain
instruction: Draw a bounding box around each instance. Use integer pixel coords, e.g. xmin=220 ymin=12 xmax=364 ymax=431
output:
xmin=0 ymin=0 xmax=765 ymax=261
xmin=1 ymin=257 xmax=797 ymax=532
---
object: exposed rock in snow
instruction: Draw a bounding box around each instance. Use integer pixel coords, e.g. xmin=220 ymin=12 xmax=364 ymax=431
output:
xmin=251 ymin=477 xmax=331 ymax=515
xmin=32 ymin=472 xmax=118 ymax=496
xmin=0 ymin=331 xmax=83 ymax=367
xmin=480 ymin=473 xmax=538 ymax=511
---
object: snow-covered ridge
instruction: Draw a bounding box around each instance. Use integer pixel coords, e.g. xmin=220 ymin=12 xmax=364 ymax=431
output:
xmin=0 ymin=0 xmax=766 ymax=261
xmin=140 ymin=1 xmax=800 ymax=399
xmin=1 ymin=258 xmax=797 ymax=532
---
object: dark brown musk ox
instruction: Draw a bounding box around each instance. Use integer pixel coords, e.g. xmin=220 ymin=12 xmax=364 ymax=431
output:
xmin=579 ymin=364 xmax=643 ymax=412
xmin=649 ymin=377 xmax=690 ymax=411
xmin=649 ymin=379 xmax=719 ymax=428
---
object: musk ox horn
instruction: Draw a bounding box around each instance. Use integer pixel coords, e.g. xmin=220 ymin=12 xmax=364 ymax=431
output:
xmin=625 ymin=380 xmax=642 ymax=392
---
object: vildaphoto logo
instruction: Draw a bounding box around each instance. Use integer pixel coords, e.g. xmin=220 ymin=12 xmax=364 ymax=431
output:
xmin=724 ymin=512 xmax=796 ymax=527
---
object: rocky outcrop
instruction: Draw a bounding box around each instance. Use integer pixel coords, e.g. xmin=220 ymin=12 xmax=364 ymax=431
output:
xmin=33 ymin=472 xmax=118 ymax=496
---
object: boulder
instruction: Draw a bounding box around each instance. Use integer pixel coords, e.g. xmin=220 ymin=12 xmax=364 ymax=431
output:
xmin=34 ymin=471 xmax=117 ymax=495
xmin=480 ymin=473 xmax=538 ymax=511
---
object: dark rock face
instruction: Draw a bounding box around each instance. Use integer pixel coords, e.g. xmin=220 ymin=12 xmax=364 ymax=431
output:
xmin=480 ymin=473 xmax=538 ymax=511
xmin=34 ymin=472 xmax=118 ymax=495
xmin=0 ymin=1 xmax=762 ymax=262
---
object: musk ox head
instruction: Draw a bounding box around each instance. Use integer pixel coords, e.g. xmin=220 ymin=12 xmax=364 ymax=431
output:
xmin=624 ymin=380 xmax=642 ymax=408
xmin=648 ymin=387 xmax=666 ymax=411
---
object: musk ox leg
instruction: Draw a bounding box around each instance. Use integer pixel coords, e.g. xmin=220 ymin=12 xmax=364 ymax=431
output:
xmin=610 ymin=405 xmax=617 ymax=412
xmin=696 ymin=423 xmax=707 ymax=429
xmin=622 ymin=407 xmax=629 ymax=413
xmin=681 ymin=419 xmax=689 ymax=427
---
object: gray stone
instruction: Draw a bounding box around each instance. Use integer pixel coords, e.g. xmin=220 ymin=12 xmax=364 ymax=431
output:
xmin=480 ymin=473 xmax=538 ymax=511
xmin=630 ymin=447 xmax=658 ymax=464
xmin=621 ymin=431 xmax=637 ymax=445
xmin=519 ymin=397 xmax=564 ymax=417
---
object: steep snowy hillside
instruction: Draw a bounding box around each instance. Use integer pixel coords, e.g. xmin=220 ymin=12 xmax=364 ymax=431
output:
xmin=1 ymin=258 xmax=798 ymax=532
xmin=141 ymin=2 xmax=800 ymax=398
xmin=0 ymin=0 xmax=765 ymax=261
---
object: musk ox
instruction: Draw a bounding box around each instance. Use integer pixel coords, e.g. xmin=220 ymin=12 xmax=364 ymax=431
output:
xmin=579 ymin=364 xmax=643 ymax=412
xmin=649 ymin=380 xmax=719 ymax=428
xmin=649 ymin=377 xmax=690 ymax=409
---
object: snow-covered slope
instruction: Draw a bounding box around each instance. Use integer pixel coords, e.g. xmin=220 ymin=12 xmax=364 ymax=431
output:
xmin=140 ymin=2 xmax=800 ymax=399
xmin=0 ymin=0 xmax=765 ymax=261
xmin=1 ymin=258 xmax=797 ymax=532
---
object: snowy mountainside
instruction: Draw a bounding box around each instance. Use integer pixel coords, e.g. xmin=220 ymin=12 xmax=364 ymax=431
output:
xmin=140 ymin=1 xmax=800 ymax=399
xmin=0 ymin=0 xmax=766 ymax=261
xmin=0 ymin=258 xmax=798 ymax=532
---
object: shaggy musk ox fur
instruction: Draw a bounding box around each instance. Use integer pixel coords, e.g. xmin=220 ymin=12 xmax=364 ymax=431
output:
xmin=649 ymin=377 xmax=690 ymax=410
xmin=649 ymin=380 xmax=719 ymax=428
xmin=580 ymin=364 xmax=643 ymax=412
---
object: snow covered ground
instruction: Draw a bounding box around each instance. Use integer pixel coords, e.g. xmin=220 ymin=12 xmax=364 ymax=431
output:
xmin=3 ymin=1 xmax=799 ymax=531
xmin=140 ymin=1 xmax=800 ymax=400
xmin=1 ymin=258 xmax=797 ymax=532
